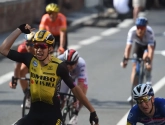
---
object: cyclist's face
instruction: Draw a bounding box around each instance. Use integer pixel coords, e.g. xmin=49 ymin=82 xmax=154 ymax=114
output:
xmin=136 ymin=26 xmax=146 ymax=38
xmin=34 ymin=43 xmax=49 ymax=60
xmin=138 ymin=96 xmax=154 ymax=114
xmin=48 ymin=12 xmax=58 ymax=21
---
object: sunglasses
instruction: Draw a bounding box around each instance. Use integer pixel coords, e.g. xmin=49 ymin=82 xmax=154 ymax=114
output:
xmin=137 ymin=26 xmax=146 ymax=30
xmin=136 ymin=96 xmax=152 ymax=104
xmin=34 ymin=43 xmax=48 ymax=49
xmin=65 ymin=61 xmax=78 ymax=66
xmin=26 ymin=43 xmax=34 ymax=47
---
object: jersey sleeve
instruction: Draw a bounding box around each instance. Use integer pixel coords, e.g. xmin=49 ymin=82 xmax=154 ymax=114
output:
xmin=39 ymin=14 xmax=48 ymax=30
xmin=127 ymin=107 xmax=138 ymax=125
xmin=126 ymin=27 xmax=135 ymax=45
xmin=77 ymin=58 xmax=87 ymax=83
xmin=57 ymin=62 xmax=75 ymax=89
xmin=146 ymin=27 xmax=155 ymax=46
xmin=7 ymin=49 xmax=33 ymax=69
xmin=59 ymin=14 xmax=67 ymax=31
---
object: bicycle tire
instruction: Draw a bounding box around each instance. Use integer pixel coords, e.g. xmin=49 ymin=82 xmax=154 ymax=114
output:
xmin=22 ymin=90 xmax=30 ymax=117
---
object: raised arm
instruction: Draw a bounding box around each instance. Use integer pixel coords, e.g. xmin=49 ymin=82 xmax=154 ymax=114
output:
xmin=0 ymin=24 xmax=31 ymax=56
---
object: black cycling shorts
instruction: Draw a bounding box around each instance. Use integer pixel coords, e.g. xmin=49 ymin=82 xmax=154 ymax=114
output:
xmin=53 ymin=33 xmax=68 ymax=51
xmin=133 ymin=41 xmax=156 ymax=58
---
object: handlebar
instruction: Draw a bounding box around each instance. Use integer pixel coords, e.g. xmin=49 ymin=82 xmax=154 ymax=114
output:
xmin=11 ymin=76 xmax=30 ymax=86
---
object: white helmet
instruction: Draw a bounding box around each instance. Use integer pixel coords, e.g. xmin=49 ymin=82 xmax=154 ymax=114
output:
xmin=24 ymin=32 xmax=35 ymax=41
xmin=64 ymin=49 xmax=79 ymax=64
xmin=133 ymin=84 xmax=154 ymax=99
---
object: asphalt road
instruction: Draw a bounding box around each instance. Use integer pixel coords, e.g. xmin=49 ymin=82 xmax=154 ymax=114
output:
xmin=0 ymin=9 xmax=165 ymax=125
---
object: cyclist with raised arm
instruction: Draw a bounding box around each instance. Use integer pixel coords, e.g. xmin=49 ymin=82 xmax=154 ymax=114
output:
xmin=58 ymin=49 xmax=88 ymax=125
xmin=39 ymin=3 xmax=67 ymax=55
xmin=0 ymin=24 xmax=99 ymax=125
xmin=121 ymin=17 xmax=155 ymax=87
xmin=9 ymin=32 xmax=35 ymax=93
xmin=127 ymin=83 xmax=165 ymax=125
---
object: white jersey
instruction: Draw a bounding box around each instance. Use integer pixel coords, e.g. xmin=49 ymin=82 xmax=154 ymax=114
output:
xmin=126 ymin=25 xmax=155 ymax=46
xmin=58 ymin=54 xmax=88 ymax=93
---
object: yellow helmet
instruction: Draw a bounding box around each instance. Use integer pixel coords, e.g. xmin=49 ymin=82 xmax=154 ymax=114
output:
xmin=33 ymin=30 xmax=55 ymax=45
xmin=46 ymin=3 xmax=59 ymax=13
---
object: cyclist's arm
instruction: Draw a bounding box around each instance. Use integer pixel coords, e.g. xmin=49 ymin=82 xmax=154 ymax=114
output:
xmin=124 ymin=28 xmax=134 ymax=58
xmin=59 ymin=14 xmax=67 ymax=49
xmin=0 ymin=28 xmax=22 ymax=56
xmin=14 ymin=62 xmax=22 ymax=78
xmin=77 ymin=59 xmax=87 ymax=94
xmin=57 ymin=62 xmax=95 ymax=113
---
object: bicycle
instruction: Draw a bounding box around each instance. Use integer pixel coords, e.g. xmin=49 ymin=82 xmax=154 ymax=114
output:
xmin=12 ymin=76 xmax=31 ymax=117
xmin=58 ymin=90 xmax=77 ymax=125
xmin=123 ymin=53 xmax=151 ymax=107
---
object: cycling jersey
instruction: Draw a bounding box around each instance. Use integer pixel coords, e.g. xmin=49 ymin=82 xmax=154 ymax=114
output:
xmin=39 ymin=13 xmax=67 ymax=36
xmin=127 ymin=25 xmax=155 ymax=46
xmin=127 ymin=98 xmax=165 ymax=125
xmin=58 ymin=54 xmax=88 ymax=93
xmin=7 ymin=50 xmax=75 ymax=124
xmin=17 ymin=41 xmax=27 ymax=53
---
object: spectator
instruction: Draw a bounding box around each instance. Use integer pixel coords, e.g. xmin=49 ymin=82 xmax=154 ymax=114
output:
xmin=132 ymin=0 xmax=146 ymax=20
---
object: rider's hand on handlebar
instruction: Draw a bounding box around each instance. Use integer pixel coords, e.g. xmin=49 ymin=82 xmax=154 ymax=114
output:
xmin=120 ymin=57 xmax=128 ymax=68
xmin=9 ymin=81 xmax=17 ymax=89
xmin=90 ymin=111 xmax=99 ymax=125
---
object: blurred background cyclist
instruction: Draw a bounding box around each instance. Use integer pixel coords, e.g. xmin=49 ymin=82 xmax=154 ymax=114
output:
xmin=39 ymin=3 xmax=68 ymax=55
xmin=58 ymin=49 xmax=88 ymax=125
xmin=9 ymin=32 xmax=35 ymax=108
xmin=127 ymin=84 xmax=165 ymax=125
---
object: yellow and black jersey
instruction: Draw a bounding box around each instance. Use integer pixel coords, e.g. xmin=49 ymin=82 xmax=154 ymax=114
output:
xmin=7 ymin=50 xmax=75 ymax=105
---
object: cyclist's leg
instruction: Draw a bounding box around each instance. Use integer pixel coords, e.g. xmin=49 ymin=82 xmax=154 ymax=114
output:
xmin=131 ymin=42 xmax=144 ymax=85
xmin=53 ymin=35 xmax=60 ymax=56
xmin=19 ymin=63 xmax=29 ymax=94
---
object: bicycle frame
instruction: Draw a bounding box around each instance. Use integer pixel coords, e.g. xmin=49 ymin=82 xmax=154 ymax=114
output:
xmin=58 ymin=90 xmax=76 ymax=125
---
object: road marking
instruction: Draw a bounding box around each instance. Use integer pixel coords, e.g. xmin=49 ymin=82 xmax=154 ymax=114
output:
xmin=68 ymin=45 xmax=81 ymax=50
xmin=0 ymin=71 xmax=13 ymax=85
xmin=154 ymin=50 xmax=165 ymax=56
xmin=117 ymin=19 xmax=134 ymax=28
xmin=117 ymin=76 xmax=165 ymax=125
xmin=79 ymin=36 xmax=102 ymax=45
xmin=101 ymin=28 xmax=120 ymax=36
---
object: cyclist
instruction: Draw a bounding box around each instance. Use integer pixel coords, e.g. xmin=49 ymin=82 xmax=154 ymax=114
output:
xmin=39 ymin=3 xmax=67 ymax=55
xmin=58 ymin=49 xmax=88 ymax=125
xmin=127 ymin=83 xmax=165 ymax=125
xmin=121 ymin=17 xmax=155 ymax=87
xmin=0 ymin=24 xmax=99 ymax=125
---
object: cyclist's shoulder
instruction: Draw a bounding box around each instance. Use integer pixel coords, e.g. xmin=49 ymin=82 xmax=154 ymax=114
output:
xmin=154 ymin=97 xmax=165 ymax=106
xmin=51 ymin=55 xmax=63 ymax=64
xmin=57 ymin=54 xmax=65 ymax=61
xmin=78 ymin=57 xmax=86 ymax=66
xmin=57 ymin=13 xmax=67 ymax=20
xmin=128 ymin=26 xmax=136 ymax=34
xmin=146 ymin=25 xmax=154 ymax=35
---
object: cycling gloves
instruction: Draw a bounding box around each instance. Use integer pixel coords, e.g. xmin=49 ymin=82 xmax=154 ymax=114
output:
xmin=18 ymin=24 xmax=31 ymax=34
xmin=90 ymin=111 xmax=99 ymax=124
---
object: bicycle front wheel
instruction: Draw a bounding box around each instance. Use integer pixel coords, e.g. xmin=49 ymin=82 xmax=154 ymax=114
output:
xmin=22 ymin=90 xmax=30 ymax=117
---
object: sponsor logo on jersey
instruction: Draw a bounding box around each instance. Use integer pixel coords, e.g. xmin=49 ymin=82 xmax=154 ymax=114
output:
xmin=33 ymin=60 xmax=38 ymax=67
xmin=31 ymin=72 xmax=56 ymax=88
xmin=47 ymin=65 xmax=53 ymax=70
